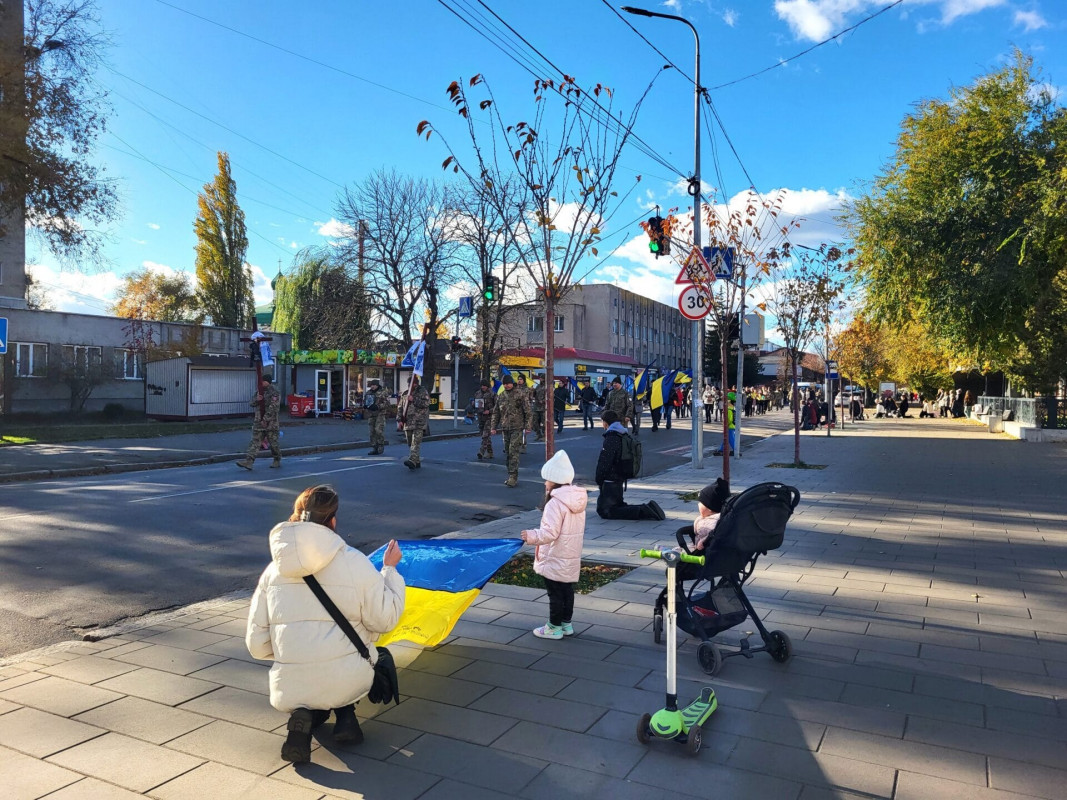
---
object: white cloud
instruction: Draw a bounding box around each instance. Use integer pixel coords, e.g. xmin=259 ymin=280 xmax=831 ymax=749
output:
xmin=315 ymin=218 xmax=357 ymax=238
xmin=146 ymin=223 xmax=160 ymax=230
xmin=139 ymin=261 xmax=186 ymax=277
xmin=248 ymin=262 xmax=275 ymax=307
xmin=723 ymin=9 xmax=738 ymax=27
xmin=131 ymin=238 xmax=146 ymax=245
xmin=774 ymin=0 xmax=1008 ymax=42
xmin=25 ymin=262 xmax=123 ymax=315
xmin=1013 ymin=9 xmax=1047 ymax=31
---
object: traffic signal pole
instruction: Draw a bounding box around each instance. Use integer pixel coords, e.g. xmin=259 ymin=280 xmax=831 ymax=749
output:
xmin=452 ymin=316 xmax=460 ymax=430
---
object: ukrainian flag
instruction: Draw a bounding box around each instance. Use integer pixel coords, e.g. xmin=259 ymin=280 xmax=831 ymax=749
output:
xmin=368 ymin=538 xmax=523 ymax=647
xmin=650 ymin=370 xmax=677 ymax=410
xmin=674 ymin=370 xmax=693 ymax=385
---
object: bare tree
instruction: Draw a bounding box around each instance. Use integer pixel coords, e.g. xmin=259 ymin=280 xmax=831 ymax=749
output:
xmin=763 ymin=243 xmax=850 ymax=466
xmin=335 ymin=169 xmax=458 ymax=379
xmin=419 ymin=74 xmax=648 ymax=456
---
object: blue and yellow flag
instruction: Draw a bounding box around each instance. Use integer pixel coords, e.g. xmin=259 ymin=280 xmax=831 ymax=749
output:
xmin=635 ymin=358 xmax=657 ymax=396
xmin=368 ymin=538 xmax=523 ymax=647
xmin=674 ymin=369 xmax=693 ymax=385
xmin=650 ymin=370 xmax=677 ymax=410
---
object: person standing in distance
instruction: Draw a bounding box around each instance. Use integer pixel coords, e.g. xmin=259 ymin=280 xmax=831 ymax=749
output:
xmin=402 ymin=375 xmax=431 ymax=470
xmin=515 ymin=374 xmax=532 ymax=453
xmin=474 ymin=379 xmax=496 ymax=460
xmin=605 ymin=376 xmax=634 ymax=432
xmin=532 ymin=374 xmax=547 ymax=442
xmin=237 ymin=375 xmax=282 ymax=470
xmin=580 ymin=380 xmax=598 ymax=430
xmin=491 ymin=373 xmax=531 ymax=488
xmin=365 ymin=379 xmax=388 ymax=455
xmin=553 ymin=379 xmax=569 ymax=434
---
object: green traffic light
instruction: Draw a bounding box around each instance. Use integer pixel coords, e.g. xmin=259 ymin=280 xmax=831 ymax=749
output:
xmin=483 ymin=289 xmax=494 ymax=301
xmin=649 ymin=241 xmax=661 ymax=254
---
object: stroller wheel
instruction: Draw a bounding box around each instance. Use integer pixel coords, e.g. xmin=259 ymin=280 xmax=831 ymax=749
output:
xmin=698 ymin=642 xmax=723 ymax=676
xmin=653 ymin=613 xmax=663 ymax=645
xmin=769 ymin=630 xmax=793 ymax=663
xmin=636 ymin=712 xmax=653 ymax=744
xmin=686 ymin=723 xmax=702 ymax=756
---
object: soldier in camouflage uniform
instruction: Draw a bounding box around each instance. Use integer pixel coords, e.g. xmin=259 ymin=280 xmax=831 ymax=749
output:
xmin=532 ymin=375 xmax=547 ymax=441
xmin=491 ymin=373 xmax=531 ymax=487
xmin=401 ymin=375 xmax=431 ymax=470
xmin=515 ymin=374 xmax=531 ymax=453
xmin=605 ymin=376 xmax=635 ymax=432
xmin=237 ymin=376 xmax=282 ymax=470
xmin=365 ymin=378 xmax=387 ymax=455
xmin=473 ymin=379 xmax=496 ymax=460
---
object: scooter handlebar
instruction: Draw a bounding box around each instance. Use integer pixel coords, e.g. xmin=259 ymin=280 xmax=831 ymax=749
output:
xmin=640 ymin=548 xmax=705 ymax=566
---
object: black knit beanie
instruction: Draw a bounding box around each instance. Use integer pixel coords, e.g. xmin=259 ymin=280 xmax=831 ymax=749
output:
xmin=699 ymin=477 xmax=730 ymax=512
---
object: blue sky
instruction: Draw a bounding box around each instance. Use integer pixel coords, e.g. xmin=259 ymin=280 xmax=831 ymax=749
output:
xmin=29 ymin=0 xmax=1066 ymax=321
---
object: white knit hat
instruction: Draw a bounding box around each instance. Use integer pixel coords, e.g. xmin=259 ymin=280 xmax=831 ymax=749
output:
xmin=540 ymin=450 xmax=575 ymax=485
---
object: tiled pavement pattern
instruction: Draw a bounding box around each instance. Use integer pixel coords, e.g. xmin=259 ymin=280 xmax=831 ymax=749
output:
xmin=1 ymin=416 xmax=1065 ymax=799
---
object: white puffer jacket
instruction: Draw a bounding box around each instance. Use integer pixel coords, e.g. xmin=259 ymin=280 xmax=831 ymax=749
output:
xmin=245 ymin=521 xmax=405 ymax=713
xmin=523 ymin=483 xmax=588 ymax=583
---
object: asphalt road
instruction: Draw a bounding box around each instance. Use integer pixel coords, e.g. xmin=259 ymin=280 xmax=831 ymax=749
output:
xmin=1 ymin=417 xmax=766 ymax=657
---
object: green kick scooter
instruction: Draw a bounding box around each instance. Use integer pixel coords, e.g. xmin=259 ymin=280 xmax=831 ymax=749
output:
xmin=636 ymin=548 xmax=718 ymax=756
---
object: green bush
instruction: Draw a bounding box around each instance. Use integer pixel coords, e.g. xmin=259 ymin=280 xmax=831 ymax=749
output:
xmin=101 ymin=403 xmax=125 ymax=421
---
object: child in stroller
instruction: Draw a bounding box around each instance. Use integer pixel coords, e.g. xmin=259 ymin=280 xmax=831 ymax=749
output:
xmin=652 ymin=481 xmax=801 ymax=675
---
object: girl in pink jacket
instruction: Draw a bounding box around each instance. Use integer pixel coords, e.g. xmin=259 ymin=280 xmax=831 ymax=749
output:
xmin=521 ymin=449 xmax=588 ymax=640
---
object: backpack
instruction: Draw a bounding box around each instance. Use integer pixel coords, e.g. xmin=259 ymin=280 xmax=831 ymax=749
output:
xmin=363 ymin=391 xmax=379 ymax=413
xmin=616 ymin=432 xmax=642 ymax=480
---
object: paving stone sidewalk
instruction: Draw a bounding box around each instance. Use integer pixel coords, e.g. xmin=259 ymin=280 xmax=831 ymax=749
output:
xmin=1 ymin=417 xmax=1065 ymax=799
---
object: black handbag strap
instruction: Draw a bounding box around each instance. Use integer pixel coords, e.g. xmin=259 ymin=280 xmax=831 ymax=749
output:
xmin=303 ymin=575 xmax=372 ymax=663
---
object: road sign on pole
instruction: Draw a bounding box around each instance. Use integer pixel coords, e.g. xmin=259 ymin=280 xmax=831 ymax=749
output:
xmin=702 ymin=246 xmax=734 ymax=280
xmin=677 ymin=285 xmax=711 ymax=320
xmin=0 ymin=317 xmax=7 ymax=355
xmin=675 ymin=247 xmax=713 ymax=287
xmin=458 ymin=296 xmax=473 ymax=318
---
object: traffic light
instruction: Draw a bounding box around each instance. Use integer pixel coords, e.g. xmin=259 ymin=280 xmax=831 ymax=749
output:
xmin=646 ymin=216 xmax=663 ymax=257
xmin=482 ymin=274 xmax=499 ymax=302
xmin=450 ymin=336 xmax=463 ymax=352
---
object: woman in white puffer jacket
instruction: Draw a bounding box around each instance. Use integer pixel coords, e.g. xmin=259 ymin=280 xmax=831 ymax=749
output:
xmin=246 ymin=485 xmax=405 ymax=764
xmin=520 ymin=450 xmax=588 ymax=640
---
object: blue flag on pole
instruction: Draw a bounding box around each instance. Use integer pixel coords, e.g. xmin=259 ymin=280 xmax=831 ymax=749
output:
xmin=401 ymin=341 xmax=426 ymax=377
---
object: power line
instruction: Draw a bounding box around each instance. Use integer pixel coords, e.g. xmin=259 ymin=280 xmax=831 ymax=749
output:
xmin=150 ymin=0 xmax=457 ymax=115
xmin=710 ymin=1 xmax=905 ymax=91
xmin=104 ymin=66 xmax=345 ymax=191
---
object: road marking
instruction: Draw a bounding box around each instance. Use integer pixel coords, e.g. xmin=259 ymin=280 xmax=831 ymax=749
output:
xmin=128 ymin=461 xmax=391 ymax=503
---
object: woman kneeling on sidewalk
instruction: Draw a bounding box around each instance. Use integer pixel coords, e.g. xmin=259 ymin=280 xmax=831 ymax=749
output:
xmin=521 ymin=450 xmax=587 ymax=640
xmin=246 ymin=485 xmax=405 ymax=764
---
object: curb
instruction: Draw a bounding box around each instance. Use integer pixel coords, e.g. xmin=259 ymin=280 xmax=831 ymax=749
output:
xmin=0 ymin=429 xmax=481 ymax=484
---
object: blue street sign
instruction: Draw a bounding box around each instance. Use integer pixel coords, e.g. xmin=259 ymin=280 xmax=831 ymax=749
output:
xmin=702 ymin=246 xmax=734 ymax=280
xmin=0 ymin=317 xmax=7 ymax=355
xmin=458 ymin=296 xmax=473 ymax=318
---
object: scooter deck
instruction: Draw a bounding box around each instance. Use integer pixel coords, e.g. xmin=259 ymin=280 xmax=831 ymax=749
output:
xmin=680 ymin=687 xmax=717 ymax=730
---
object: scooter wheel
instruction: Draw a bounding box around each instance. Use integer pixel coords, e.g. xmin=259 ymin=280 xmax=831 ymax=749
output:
xmin=698 ymin=642 xmax=722 ymax=676
xmin=636 ymin=712 xmax=653 ymax=744
xmin=769 ymin=630 xmax=793 ymax=663
xmin=686 ymin=723 xmax=702 ymax=756
xmin=653 ymin=613 xmax=663 ymax=645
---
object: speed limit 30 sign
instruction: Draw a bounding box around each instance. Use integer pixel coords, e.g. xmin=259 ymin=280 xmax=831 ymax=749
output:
xmin=677 ymin=284 xmax=711 ymax=320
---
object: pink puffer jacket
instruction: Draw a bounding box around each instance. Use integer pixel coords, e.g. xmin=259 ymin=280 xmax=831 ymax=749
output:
xmin=523 ymin=483 xmax=588 ymax=583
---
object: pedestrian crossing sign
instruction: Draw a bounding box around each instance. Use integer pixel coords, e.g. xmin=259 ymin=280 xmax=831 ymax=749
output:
xmin=0 ymin=317 xmax=7 ymax=355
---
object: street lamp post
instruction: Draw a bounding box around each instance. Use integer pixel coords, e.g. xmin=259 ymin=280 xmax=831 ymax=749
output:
xmin=622 ymin=5 xmax=704 ymax=469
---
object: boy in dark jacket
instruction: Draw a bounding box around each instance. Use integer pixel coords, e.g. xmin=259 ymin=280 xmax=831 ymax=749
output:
xmin=594 ymin=411 xmax=664 ymax=521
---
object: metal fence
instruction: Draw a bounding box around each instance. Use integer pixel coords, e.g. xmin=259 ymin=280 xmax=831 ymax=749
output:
xmin=977 ymin=396 xmax=1065 ymax=429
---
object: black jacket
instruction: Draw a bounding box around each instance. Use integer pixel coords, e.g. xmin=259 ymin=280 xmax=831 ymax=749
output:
xmin=595 ymin=429 xmax=626 ymax=485
xmin=553 ymin=387 xmax=569 ymax=407
xmin=580 ymin=386 xmax=598 ymax=404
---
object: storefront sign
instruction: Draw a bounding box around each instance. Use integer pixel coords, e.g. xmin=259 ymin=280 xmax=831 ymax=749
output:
xmin=276 ymin=349 xmax=399 ymax=366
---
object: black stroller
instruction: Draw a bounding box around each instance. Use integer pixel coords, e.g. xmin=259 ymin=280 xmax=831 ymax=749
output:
xmin=651 ymin=481 xmax=801 ymax=676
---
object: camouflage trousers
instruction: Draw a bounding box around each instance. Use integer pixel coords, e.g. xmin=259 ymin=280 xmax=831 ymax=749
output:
xmin=532 ymin=409 xmax=545 ymax=439
xmin=501 ymin=429 xmax=524 ymax=478
xmin=246 ymin=426 xmax=281 ymax=463
xmin=405 ymin=428 xmax=424 ymax=465
xmin=369 ymin=414 xmax=386 ymax=450
xmin=478 ymin=417 xmax=494 ymax=456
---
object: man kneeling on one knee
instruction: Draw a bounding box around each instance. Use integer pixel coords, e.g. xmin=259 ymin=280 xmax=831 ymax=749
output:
xmin=595 ymin=410 xmax=665 ymax=521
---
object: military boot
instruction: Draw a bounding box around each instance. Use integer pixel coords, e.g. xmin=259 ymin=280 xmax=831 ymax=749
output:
xmin=270 ymin=459 xmax=282 ymax=469
xmin=504 ymin=475 xmax=518 ymax=488
xmin=236 ymin=459 xmax=253 ymax=471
